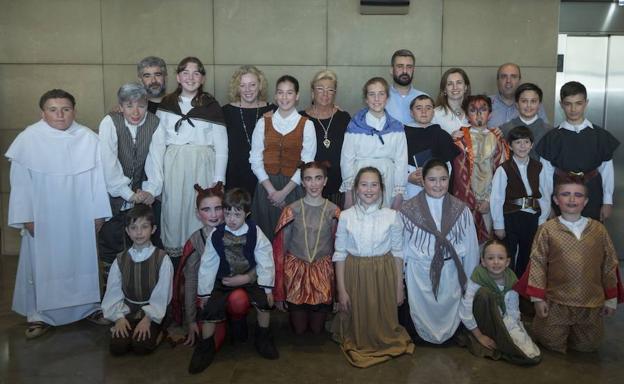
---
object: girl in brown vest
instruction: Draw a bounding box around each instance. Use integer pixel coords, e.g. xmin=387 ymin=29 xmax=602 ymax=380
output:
xmin=249 ymin=75 xmax=317 ymax=241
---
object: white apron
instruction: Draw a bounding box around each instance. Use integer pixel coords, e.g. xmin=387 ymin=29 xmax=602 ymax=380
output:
xmin=161 ymin=144 xmax=215 ymax=257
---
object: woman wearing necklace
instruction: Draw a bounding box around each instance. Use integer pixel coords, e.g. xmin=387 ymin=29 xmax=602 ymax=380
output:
xmin=272 ymin=161 xmax=340 ymax=336
xmin=300 ymin=70 xmax=350 ymax=208
xmin=223 ymin=65 xmax=274 ymax=197
xmin=432 ymin=68 xmax=471 ymax=136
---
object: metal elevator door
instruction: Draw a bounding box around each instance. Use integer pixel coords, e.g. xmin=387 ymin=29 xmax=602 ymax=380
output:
xmin=557 ymin=34 xmax=624 ymax=256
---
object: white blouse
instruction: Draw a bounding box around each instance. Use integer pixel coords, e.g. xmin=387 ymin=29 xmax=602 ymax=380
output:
xmin=332 ymin=204 xmax=404 ymax=261
xmin=145 ymin=96 xmax=228 ymax=196
xmin=432 ymin=106 xmax=468 ymax=135
xmin=101 ymin=245 xmax=173 ymax=324
xmin=339 ymin=112 xmax=408 ymax=197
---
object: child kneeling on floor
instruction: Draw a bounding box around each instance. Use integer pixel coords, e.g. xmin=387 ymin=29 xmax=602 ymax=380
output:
xmin=190 ymin=188 xmax=278 ymax=374
xmin=101 ymin=204 xmax=173 ymax=355
xmin=520 ymin=176 xmax=619 ymax=353
xmin=459 ymin=239 xmax=541 ymax=365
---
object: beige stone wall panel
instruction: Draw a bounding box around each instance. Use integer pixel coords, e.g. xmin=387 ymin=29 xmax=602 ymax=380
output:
xmin=328 ymin=0 xmax=443 ymax=66
xmin=213 ymin=0 xmax=327 ymax=65
xmin=1 ymin=193 xmax=20 ymax=255
xmin=0 ymin=0 xmax=102 ymax=63
xmin=0 ymin=64 xmax=104 ymax=131
xmin=0 ymin=130 xmax=21 ymax=194
xmin=101 ymin=0 xmax=214 ymax=65
xmin=441 ymin=0 xmax=559 ymax=67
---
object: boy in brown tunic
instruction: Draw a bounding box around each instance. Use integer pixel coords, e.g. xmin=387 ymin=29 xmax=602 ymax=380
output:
xmin=525 ymin=177 xmax=618 ymax=353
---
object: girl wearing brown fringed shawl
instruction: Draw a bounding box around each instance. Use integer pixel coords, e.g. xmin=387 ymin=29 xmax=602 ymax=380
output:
xmin=400 ymin=159 xmax=479 ymax=344
xmin=146 ymin=57 xmax=227 ymax=263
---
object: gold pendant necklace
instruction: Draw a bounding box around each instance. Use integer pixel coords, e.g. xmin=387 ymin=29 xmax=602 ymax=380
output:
xmin=313 ymin=105 xmax=335 ymax=149
xmin=301 ymin=199 xmax=328 ymax=263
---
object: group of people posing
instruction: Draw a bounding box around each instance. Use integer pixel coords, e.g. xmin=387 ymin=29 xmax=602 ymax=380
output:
xmin=6 ymin=49 xmax=621 ymax=373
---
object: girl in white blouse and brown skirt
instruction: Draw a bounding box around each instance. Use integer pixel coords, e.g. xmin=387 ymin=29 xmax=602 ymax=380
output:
xmin=331 ymin=166 xmax=414 ymax=368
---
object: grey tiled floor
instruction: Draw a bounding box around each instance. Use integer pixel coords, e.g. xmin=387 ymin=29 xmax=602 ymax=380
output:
xmin=1 ymin=254 xmax=623 ymax=384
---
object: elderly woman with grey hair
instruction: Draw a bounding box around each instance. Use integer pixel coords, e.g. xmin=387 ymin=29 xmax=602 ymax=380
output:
xmin=300 ymin=69 xmax=351 ymax=208
xmin=97 ymin=82 xmax=164 ymax=287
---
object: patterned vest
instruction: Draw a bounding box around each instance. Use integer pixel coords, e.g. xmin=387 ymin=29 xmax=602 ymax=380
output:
xmin=212 ymin=222 xmax=258 ymax=279
xmin=263 ymin=116 xmax=306 ymax=177
xmin=108 ymin=112 xmax=160 ymax=214
xmin=501 ymin=158 xmax=542 ymax=214
xmin=117 ymin=248 xmax=166 ymax=315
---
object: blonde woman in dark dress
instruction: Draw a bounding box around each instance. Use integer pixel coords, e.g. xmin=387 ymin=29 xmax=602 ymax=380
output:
xmin=223 ymin=65 xmax=273 ymax=197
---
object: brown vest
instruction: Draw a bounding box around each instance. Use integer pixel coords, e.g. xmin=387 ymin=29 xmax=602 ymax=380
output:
xmin=117 ymin=248 xmax=166 ymax=314
xmin=263 ymin=116 xmax=306 ymax=177
xmin=501 ymin=158 xmax=542 ymax=214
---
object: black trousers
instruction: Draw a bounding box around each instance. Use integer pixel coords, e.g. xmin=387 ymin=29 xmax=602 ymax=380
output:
xmin=109 ymin=316 xmax=163 ymax=356
xmin=200 ymin=281 xmax=270 ymax=321
xmin=503 ymin=210 xmax=538 ymax=278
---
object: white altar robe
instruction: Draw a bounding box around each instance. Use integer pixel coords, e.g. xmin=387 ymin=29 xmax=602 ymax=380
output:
xmin=6 ymin=120 xmax=111 ymax=325
xmin=402 ymin=195 xmax=480 ymax=344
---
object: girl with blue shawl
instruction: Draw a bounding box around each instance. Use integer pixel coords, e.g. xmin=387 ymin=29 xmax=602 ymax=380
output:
xmin=340 ymin=77 xmax=407 ymax=209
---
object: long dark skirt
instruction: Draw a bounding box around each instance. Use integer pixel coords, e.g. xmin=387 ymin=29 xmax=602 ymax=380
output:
xmin=251 ymin=173 xmax=304 ymax=242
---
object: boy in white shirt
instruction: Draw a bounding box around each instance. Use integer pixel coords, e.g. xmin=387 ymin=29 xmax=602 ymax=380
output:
xmin=102 ymin=204 xmax=173 ymax=355
xmin=190 ymin=188 xmax=277 ymax=373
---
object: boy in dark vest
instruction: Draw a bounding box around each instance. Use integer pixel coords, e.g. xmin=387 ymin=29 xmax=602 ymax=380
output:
xmin=490 ymin=126 xmax=548 ymax=277
xmin=101 ymin=204 xmax=173 ymax=355
xmin=535 ymin=81 xmax=619 ymax=221
xmin=190 ymin=188 xmax=277 ymax=374
xmin=98 ymin=83 xmax=163 ymax=289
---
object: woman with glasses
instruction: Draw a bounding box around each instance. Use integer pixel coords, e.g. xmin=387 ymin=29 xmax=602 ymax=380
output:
xmin=300 ymin=70 xmax=350 ymax=207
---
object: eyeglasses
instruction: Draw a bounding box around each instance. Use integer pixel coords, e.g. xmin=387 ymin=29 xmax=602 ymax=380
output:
xmin=314 ymin=87 xmax=336 ymax=95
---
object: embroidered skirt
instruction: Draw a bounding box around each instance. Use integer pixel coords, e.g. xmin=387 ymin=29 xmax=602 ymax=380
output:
xmin=284 ymin=253 xmax=333 ymax=307
xmin=162 ymin=144 xmax=215 ymax=259
xmin=332 ymin=253 xmax=414 ymax=368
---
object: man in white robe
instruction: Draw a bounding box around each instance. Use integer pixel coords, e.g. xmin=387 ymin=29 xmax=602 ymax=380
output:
xmin=6 ymin=89 xmax=112 ymax=338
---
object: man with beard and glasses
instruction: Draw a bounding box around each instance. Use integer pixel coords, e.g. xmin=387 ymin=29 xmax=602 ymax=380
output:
xmin=385 ymin=49 xmax=426 ymax=126
xmin=137 ymin=56 xmax=168 ymax=114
